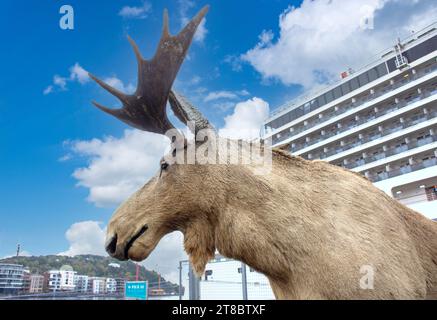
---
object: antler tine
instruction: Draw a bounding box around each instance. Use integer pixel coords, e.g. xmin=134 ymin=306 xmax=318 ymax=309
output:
xmin=175 ymin=5 xmax=209 ymax=49
xmin=127 ymin=35 xmax=144 ymax=64
xmin=127 ymin=35 xmax=144 ymax=93
xmin=91 ymin=101 xmax=122 ymax=117
xmin=162 ymin=9 xmax=170 ymax=37
xmin=88 ymin=73 xmax=130 ymax=105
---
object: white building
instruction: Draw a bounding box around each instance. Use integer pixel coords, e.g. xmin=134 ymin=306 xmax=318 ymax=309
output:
xmin=181 ymin=256 xmax=275 ymax=300
xmin=106 ymin=278 xmax=117 ymax=293
xmin=0 ymin=264 xmax=24 ymax=295
xmin=88 ymin=277 xmax=106 ymax=294
xmin=262 ymin=22 xmax=437 ymax=220
xmin=73 ymin=275 xmax=89 ymax=293
xmin=48 ymin=265 xmax=76 ymax=291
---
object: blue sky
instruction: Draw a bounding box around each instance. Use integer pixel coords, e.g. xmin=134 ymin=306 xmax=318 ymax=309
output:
xmin=0 ymin=0 xmax=435 ymax=279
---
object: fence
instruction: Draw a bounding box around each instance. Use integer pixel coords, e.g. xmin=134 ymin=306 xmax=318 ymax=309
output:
xmin=178 ymin=255 xmax=275 ymax=300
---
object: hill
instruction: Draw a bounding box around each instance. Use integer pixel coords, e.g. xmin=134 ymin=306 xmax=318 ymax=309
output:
xmin=0 ymin=254 xmax=180 ymax=293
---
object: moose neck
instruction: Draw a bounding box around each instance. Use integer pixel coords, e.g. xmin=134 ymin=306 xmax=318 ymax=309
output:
xmin=183 ymin=152 xmax=308 ymax=287
xmin=214 ymin=159 xmax=304 ymax=284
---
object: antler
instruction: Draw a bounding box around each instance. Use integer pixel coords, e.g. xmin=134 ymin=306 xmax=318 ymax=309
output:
xmin=89 ymin=6 xmax=210 ymax=136
xmin=169 ymin=90 xmax=215 ymax=134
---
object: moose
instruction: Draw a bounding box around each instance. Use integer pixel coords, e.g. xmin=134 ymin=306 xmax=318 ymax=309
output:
xmin=88 ymin=6 xmax=437 ymax=299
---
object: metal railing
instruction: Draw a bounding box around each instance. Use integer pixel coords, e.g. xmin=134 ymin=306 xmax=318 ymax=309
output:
xmin=287 ymin=90 xmax=436 ymax=152
xmin=179 ymin=259 xmax=275 ymax=300
xmin=342 ymin=135 xmax=437 ymax=170
xmin=310 ymin=109 xmax=437 ymax=159
xmin=369 ymin=158 xmax=437 ymax=182
xmin=269 ymin=62 xmax=437 ymax=140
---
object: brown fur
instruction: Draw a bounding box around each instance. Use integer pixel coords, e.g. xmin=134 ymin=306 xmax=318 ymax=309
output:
xmin=106 ymin=141 xmax=437 ymax=299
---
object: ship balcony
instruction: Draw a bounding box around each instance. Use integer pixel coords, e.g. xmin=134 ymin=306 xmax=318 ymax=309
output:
xmin=332 ymin=127 xmax=437 ymax=169
xmin=291 ymin=94 xmax=437 ymax=156
xmin=268 ymin=57 xmax=437 ymax=144
xmin=359 ymin=150 xmax=437 ymax=183
xmin=392 ymin=177 xmax=437 ymax=205
xmin=341 ymin=134 xmax=437 ymax=170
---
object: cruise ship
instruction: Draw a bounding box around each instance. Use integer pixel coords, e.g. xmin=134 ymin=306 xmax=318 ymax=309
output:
xmin=262 ymin=22 xmax=437 ymax=220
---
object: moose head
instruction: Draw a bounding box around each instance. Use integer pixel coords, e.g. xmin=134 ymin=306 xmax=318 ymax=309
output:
xmin=89 ymin=6 xmax=267 ymax=275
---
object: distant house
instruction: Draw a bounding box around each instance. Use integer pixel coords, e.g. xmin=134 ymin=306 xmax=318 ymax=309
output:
xmin=74 ymin=275 xmax=89 ymax=293
xmin=106 ymin=278 xmax=117 ymax=293
xmin=88 ymin=277 xmax=106 ymax=294
xmin=29 ymin=275 xmax=45 ymax=293
xmin=47 ymin=265 xmax=76 ymax=291
xmin=0 ymin=264 xmax=24 ymax=295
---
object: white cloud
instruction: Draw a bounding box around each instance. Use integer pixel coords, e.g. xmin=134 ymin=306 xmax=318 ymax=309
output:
xmin=69 ymin=63 xmax=89 ymax=84
xmin=189 ymin=75 xmax=201 ymax=85
xmin=212 ymin=101 xmax=236 ymax=112
xmin=69 ymin=129 xmax=168 ymax=207
xmin=204 ymin=89 xmax=250 ymax=102
xmin=58 ymin=221 xmax=106 ymax=256
xmin=58 ymin=154 xmax=72 ymax=162
xmin=204 ymin=91 xmax=238 ymax=102
xmin=44 ymin=63 xmax=89 ymax=94
xmin=243 ymin=0 xmax=436 ymax=88
xmin=43 ymin=85 xmax=53 ymax=95
xmin=119 ymin=2 xmax=152 ymax=19
xmin=219 ymin=97 xmax=270 ymax=140
xmin=258 ymin=29 xmax=274 ymax=46
xmin=53 ymin=75 xmax=67 ymax=90
xmin=224 ymin=54 xmax=243 ymax=72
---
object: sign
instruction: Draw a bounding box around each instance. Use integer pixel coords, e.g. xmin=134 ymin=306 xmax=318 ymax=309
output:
xmin=125 ymin=281 xmax=148 ymax=300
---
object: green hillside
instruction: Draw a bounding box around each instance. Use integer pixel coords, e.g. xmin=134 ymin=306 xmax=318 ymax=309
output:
xmin=0 ymin=254 xmax=179 ymax=293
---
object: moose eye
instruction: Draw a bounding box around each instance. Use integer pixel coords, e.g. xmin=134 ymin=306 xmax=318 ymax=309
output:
xmin=160 ymin=162 xmax=169 ymax=170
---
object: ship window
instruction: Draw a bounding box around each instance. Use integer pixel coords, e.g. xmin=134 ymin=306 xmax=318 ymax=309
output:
xmin=350 ymin=77 xmax=359 ymax=91
xmin=376 ymin=63 xmax=388 ymax=77
xmin=358 ymin=72 xmax=369 ymax=86
xmin=368 ymin=67 xmax=378 ymax=82
xmin=310 ymin=99 xmax=319 ymax=111
xmin=325 ymin=90 xmax=334 ymax=104
xmin=317 ymin=95 xmax=326 ymax=107
xmin=333 ymin=86 xmax=343 ymax=99
xmin=404 ymin=36 xmax=437 ymax=63
xmin=341 ymin=82 xmax=351 ymax=95
xmin=387 ymin=58 xmax=399 ymax=73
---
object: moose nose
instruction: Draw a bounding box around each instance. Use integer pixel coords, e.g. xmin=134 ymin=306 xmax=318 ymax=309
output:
xmin=105 ymin=234 xmax=118 ymax=256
